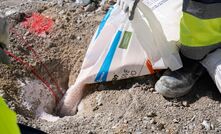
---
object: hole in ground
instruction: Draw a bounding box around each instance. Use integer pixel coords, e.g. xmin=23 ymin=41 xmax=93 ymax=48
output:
xmin=17 ymin=59 xmax=71 ymax=121
xmin=6 ymin=13 xmax=73 ymax=120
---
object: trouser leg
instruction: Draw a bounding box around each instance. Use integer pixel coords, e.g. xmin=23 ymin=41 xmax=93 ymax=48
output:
xmin=201 ymin=49 xmax=221 ymax=93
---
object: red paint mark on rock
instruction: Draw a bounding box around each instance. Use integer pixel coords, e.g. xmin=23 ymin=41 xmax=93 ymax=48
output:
xmin=22 ymin=13 xmax=54 ymax=35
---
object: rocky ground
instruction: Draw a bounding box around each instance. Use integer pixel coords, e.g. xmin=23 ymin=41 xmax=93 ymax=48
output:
xmin=0 ymin=0 xmax=221 ymax=134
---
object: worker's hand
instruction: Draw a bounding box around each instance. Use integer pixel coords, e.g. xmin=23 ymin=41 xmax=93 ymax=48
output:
xmin=117 ymin=0 xmax=139 ymax=20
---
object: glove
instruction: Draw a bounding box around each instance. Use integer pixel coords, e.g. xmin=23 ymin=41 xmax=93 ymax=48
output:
xmin=117 ymin=0 xmax=139 ymax=20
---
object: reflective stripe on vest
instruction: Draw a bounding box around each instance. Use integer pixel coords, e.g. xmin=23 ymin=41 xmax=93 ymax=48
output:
xmin=183 ymin=1 xmax=221 ymax=19
xmin=180 ymin=42 xmax=221 ymax=60
xmin=180 ymin=0 xmax=221 ymax=60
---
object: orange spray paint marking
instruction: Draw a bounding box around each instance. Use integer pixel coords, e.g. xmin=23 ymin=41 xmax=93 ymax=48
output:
xmin=22 ymin=13 xmax=54 ymax=34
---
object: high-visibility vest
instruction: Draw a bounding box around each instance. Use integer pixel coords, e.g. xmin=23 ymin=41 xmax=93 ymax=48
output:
xmin=180 ymin=0 xmax=221 ymax=60
xmin=0 ymin=97 xmax=20 ymax=134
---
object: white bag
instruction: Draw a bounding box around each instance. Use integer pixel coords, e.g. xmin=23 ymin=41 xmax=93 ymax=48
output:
xmin=59 ymin=1 xmax=183 ymax=115
xmin=75 ymin=5 xmax=153 ymax=84
xmin=132 ymin=0 xmax=183 ymax=70
xmin=77 ymin=0 xmax=183 ymax=84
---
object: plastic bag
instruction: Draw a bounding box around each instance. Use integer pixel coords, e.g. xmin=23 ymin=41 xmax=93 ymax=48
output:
xmin=58 ymin=5 xmax=153 ymax=115
xmin=135 ymin=0 xmax=183 ymax=71
xmin=78 ymin=6 xmax=153 ymax=84
xmin=58 ymin=0 xmax=183 ymax=115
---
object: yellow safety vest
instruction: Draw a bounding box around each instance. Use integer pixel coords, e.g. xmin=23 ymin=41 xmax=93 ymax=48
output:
xmin=180 ymin=0 xmax=221 ymax=60
xmin=0 ymin=97 xmax=20 ymax=134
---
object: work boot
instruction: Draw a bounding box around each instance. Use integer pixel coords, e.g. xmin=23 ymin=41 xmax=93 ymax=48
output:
xmin=155 ymin=55 xmax=206 ymax=98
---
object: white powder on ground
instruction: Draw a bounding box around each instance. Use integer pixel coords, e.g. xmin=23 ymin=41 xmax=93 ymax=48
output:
xmin=18 ymin=78 xmax=60 ymax=122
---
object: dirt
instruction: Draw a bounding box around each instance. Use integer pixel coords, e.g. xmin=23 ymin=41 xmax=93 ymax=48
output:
xmin=0 ymin=0 xmax=221 ymax=134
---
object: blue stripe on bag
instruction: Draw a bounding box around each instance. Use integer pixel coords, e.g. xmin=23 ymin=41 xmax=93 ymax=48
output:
xmin=95 ymin=6 xmax=114 ymax=39
xmin=95 ymin=30 xmax=122 ymax=82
